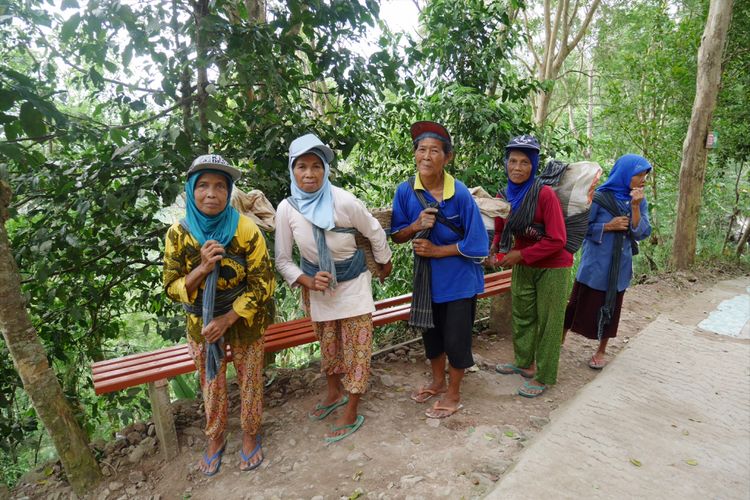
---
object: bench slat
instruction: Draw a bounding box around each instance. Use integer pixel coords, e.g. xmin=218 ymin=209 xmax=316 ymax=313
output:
xmin=93 ymin=271 xmax=512 ymax=394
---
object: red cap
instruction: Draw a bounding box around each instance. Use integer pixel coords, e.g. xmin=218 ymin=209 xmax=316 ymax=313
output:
xmin=410 ymin=121 xmax=452 ymax=145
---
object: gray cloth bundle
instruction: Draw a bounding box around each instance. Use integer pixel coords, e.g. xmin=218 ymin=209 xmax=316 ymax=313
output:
xmin=286 ymin=196 xmax=366 ymax=289
xmin=202 ymin=263 xmax=224 ymax=381
xmin=592 ymin=191 xmax=625 ymax=341
xmin=179 ymin=219 xmax=247 ymax=382
xmin=409 ymin=225 xmax=435 ymax=330
xmin=498 ymin=180 xmax=543 ymax=253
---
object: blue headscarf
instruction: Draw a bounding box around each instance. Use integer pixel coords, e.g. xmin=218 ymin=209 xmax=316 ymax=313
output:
xmin=504 ymin=148 xmax=540 ymax=211
xmin=288 ymin=148 xmax=335 ymax=230
xmin=597 ymin=154 xmax=652 ymax=201
xmin=185 ymin=169 xmax=240 ymax=247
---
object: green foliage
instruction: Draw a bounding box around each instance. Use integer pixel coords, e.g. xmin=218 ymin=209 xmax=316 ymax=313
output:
xmin=0 ymin=0 xmax=748 ymax=488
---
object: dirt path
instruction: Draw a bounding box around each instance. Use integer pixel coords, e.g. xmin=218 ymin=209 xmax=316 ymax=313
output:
xmin=11 ymin=266 xmax=748 ymax=500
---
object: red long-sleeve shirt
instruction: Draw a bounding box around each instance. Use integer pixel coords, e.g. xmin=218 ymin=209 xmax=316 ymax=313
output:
xmin=491 ymin=185 xmax=573 ymax=268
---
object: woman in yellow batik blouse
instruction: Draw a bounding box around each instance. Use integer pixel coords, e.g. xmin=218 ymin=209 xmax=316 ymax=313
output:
xmin=163 ymin=154 xmax=274 ymax=476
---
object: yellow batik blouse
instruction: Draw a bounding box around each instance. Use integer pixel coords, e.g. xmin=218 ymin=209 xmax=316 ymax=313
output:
xmin=163 ymin=214 xmax=275 ymax=347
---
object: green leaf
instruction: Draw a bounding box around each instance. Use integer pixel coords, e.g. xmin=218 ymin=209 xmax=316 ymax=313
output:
xmin=19 ymin=102 xmax=47 ymax=138
xmin=685 ymin=459 xmax=698 ymax=466
xmin=0 ymin=89 xmax=16 ymax=111
xmin=4 ymin=122 xmax=21 ymax=141
xmin=89 ymin=68 xmax=104 ymax=87
xmin=174 ymin=131 xmax=191 ymax=156
xmin=630 ymin=458 xmax=642 ymax=467
xmin=60 ymin=13 xmax=81 ymax=41
xmin=0 ymin=143 xmax=25 ymax=162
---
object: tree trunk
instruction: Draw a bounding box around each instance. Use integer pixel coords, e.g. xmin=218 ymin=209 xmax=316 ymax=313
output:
xmin=193 ymin=0 xmax=210 ymax=152
xmin=585 ymin=64 xmax=593 ymax=159
xmin=528 ymin=0 xmax=601 ymax=128
xmin=722 ymin=161 xmax=745 ymax=253
xmin=672 ymin=0 xmax=734 ymax=269
xmin=736 ymin=219 xmax=750 ymax=257
xmin=0 ymin=181 xmax=101 ymax=495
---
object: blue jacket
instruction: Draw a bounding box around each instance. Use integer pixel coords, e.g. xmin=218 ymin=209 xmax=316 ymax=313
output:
xmin=575 ymin=198 xmax=651 ymax=292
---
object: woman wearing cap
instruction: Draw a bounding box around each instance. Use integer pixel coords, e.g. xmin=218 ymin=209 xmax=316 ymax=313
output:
xmin=163 ymin=154 xmax=275 ymax=475
xmin=391 ymin=121 xmax=488 ymax=419
xmin=563 ymin=154 xmax=652 ymax=369
xmin=275 ymin=133 xmax=392 ymax=442
xmin=491 ymin=135 xmax=572 ymax=398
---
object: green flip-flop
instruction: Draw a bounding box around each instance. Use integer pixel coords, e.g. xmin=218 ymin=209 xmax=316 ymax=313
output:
xmin=308 ymin=394 xmax=349 ymax=421
xmin=518 ymin=380 xmax=547 ymax=398
xmin=324 ymin=414 xmax=365 ymax=443
xmin=495 ymin=363 xmax=533 ymax=378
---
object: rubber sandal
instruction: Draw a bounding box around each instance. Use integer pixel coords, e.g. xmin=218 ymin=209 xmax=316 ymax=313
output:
xmin=201 ymin=441 xmax=226 ymax=477
xmin=308 ymin=394 xmax=349 ymax=420
xmin=410 ymin=387 xmax=446 ymax=403
xmin=239 ymin=435 xmax=264 ymax=472
xmin=425 ymin=402 xmax=464 ymax=419
xmin=588 ymin=356 xmax=606 ymax=370
xmin=518 ymin=380 xmax=546 ymax=398
xmin=324 ymin=415 xmax=365 ymax=443
xmin=495 ymin=363 xmax=533 ymax=378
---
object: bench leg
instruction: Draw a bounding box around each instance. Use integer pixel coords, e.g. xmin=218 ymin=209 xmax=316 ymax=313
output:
xmin=147 ymin=379 xmax=180 ymax=461
xmin=489 ymin=292 xmax=513 ymax=336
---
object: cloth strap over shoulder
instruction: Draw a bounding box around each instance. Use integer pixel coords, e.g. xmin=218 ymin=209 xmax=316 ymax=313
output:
xmin=589 ymin=192 xmax=626 ymax=341
xmin=179 ymin=218 xmax=247 ymax=381
xmin=408 ymin=176 xmax=465 ymax=238
xmin=285 ymin=197 xmax=367 ymax=288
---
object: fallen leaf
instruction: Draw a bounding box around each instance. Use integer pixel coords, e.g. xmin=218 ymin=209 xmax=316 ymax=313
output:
xmin=484 ymin=433 xmax=495 ymax=441
xmin=682 ymin=430 xmax=690 ymax=436
xmin=685 ymin=459 xmax=698 ymax=466
xmin=352 ymin=470 xmax=363 ymax=481
xmin=630 ymin=458 xmax=642 ymax=467
xmin=504 ymin=430 xmax=516 ymax=438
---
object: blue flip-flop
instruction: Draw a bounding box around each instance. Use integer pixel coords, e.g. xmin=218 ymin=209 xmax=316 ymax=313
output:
xmin=239 ymin=435 xmax=264 ymax=472
xmin=201 ymin=441 xmax=226 ymax=477
xmin=324 ymin=415 xmax=365 ymax=443
xmin=518 ymin=380 xmax=547 ymax=398
xmin=309 ymin=394 xmax=349 ymax=420
xmin=495 ymin=363 xmax=533 ymax=378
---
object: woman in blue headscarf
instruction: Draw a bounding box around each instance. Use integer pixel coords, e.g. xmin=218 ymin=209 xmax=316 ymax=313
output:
xmin=275 ymin=133 xmax=392 ymax=443
xmin=563 ymin=154 xmax=652 ymax=369
xmin=163 ymin=155 xmax=275 ymax=475
xmin=490 ymin=135 xmax=573 ymax=398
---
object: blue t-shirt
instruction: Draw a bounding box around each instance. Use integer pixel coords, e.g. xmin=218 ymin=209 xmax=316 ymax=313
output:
xmin=575 ymin=198 xmax=651 ymax=292
xmin=391 ymin=176 xmax=489 ymax=303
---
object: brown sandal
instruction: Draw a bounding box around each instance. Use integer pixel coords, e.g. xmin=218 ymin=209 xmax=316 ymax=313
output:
xmin=410 ymin=387 xmax=446 ymax=403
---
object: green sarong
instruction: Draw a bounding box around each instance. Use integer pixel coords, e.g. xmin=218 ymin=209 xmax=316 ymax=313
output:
xmin=511 ymin=264 xmax=571 ymax=385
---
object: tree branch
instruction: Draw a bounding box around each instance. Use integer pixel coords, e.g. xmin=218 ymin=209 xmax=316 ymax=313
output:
xmin=523 ymin=10 xmax=542 ymax=70
xmin=565 ymin=0 xmax=601 ymax=55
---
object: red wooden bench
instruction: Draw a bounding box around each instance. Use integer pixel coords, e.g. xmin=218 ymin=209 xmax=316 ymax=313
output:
xmin=91 ymin=270 xmax=511 ymax=458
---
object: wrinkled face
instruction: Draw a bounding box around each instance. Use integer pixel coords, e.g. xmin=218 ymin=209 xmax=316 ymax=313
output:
xmin=506 ymin=150 xmax=533 ymax=184
xmin=414 ymin=137 xmax=452 ymax=178
xmin=194 ymin=172 xmax=229 ymax=216
xmin=293 ymin=152 xmax=325 ymax=193
xmin=630 ymin=170 xmax=649 ymax=189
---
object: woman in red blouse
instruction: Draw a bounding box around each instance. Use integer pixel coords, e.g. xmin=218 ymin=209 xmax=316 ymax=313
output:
xmin=489 ymin=135 xmax=573 ymax=398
